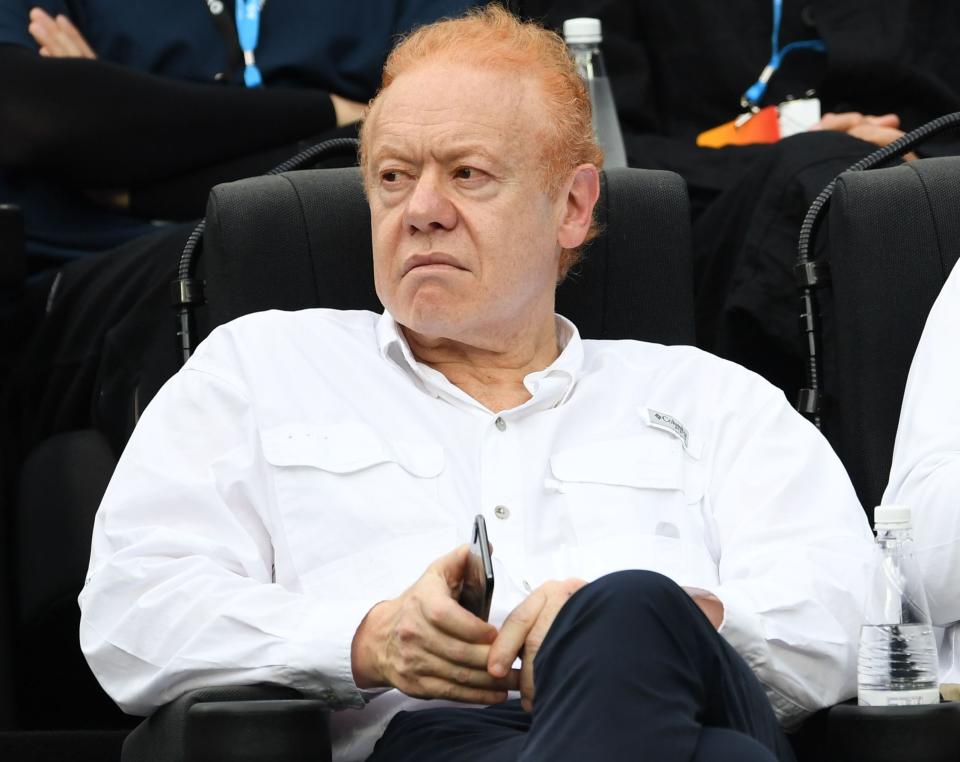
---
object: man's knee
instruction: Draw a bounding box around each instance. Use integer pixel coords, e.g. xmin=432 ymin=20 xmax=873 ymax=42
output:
xmin=575 ymin=569 xmax=689 ymax=613
xmin=533 ymin=570 xmax=719 ymax=697
xmin=543 ymin=569 xmax=703 ymax=652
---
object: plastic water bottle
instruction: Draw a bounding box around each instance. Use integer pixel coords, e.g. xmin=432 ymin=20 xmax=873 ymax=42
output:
xmin=857 ymin=504 xmax=940 ymax=706
xmin=563 ymin=17 xmax=628 ymax=169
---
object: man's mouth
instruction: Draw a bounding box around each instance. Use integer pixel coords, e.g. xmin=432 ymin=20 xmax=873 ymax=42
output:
xmin=401 ymin=253 xmax=467 ymax=276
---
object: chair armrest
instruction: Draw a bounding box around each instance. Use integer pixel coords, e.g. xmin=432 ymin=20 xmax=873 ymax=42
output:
xmin=827 ymin=701 xmax=960 ymax=762
xmin=121 ymin=684 xmax=331 ymax=762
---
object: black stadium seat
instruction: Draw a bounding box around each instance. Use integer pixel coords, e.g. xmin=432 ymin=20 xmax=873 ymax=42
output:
xmin=820 ymin=157 xmax=960 ymax=518
xmin=802 ymin=156 xmax=960 ymax=759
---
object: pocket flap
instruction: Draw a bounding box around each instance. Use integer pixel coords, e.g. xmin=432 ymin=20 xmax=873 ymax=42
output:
xmin=260 ymin=421 xmax=443 ymax=477
xmin=550 ymin=436 xmax=683 ymax=490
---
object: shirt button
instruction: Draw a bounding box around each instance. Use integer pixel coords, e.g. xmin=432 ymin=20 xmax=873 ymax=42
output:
xmin=494 ymin=505 xmax=510 ymax=520
xmin=495 ymin=416 xmax=506 ymax=431
xmin=523 ymin=580 xmax=532 ymax=593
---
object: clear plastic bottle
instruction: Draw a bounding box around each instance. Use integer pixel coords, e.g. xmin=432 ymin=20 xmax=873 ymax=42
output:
xmin=563 ymin=17 xmax=628 ymax=169
xmin=858 ymin=504 xmax=940 ymax=706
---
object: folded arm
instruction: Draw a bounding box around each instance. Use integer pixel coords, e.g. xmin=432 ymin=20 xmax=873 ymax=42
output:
xmin=0 ymin=44 xmax=337 ymax=187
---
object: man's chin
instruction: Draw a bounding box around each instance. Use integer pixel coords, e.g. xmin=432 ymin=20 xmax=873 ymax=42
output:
xmin=394 ymin=303 xmax=470 ymax=346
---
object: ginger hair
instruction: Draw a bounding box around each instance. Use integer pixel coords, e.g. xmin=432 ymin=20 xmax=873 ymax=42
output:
xmin=359 ymin=3 xmax=603 ymax=277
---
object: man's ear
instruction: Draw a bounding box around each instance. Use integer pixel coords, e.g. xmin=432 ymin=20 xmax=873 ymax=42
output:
xmin=557 ymin=164 xmax=601 ymax=250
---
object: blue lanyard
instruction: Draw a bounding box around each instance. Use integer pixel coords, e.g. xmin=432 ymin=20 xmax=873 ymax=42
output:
xmin=236 ymin=0 xmax=263 ymax=88
xmin=741 ymin=0 xmax=826 ymax=108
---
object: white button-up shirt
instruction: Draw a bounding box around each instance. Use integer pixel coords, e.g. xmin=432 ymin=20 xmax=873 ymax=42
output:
xmin=883 ymin=264 xmax=960 ymax=686
xmin=80 ymin=309 xmax=875 ymax=762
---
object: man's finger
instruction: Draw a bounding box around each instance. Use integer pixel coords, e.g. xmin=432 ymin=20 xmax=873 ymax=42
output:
xmin=847 ymin=124 xmax=906 ymax=149
xmin=488 ymin=591 xmax=545 ymax=678
xmin=55 ymin=13 xmax=96 ymax=58
xmin=864 ymin=113 xmax=901 ymax=128
xmin=413 ymin=676 xmax=511 ymax=706
xmin=419 ymin=547 xmax=500 ymax=645
xmin=517 ymin=585 xmax=573 ymax=710
xmin=52 ymin=15 xmax=82 ymax=57
xmin=32 ymin=11 xmax=73 ymax=57
xmin=420 ymin=622 xmax=498 ymax=670
xmin=27 ymin=9 xmax=96 ymax=59
xmin=431 ymin=543 xmax=472 ymax=593
xmin=28 ymin=11 xmax=60 ymax=52
xmin=420 ymin=586 xmax=499 ymax=642
xmin=814 ymin=111 xmax=865 ymax=133
xmin=413 ymin=649 xmax=518 ymax=691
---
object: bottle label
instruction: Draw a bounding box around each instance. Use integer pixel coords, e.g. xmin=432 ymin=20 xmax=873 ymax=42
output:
xmin=858 ymin=687 xmax=941 ymax=706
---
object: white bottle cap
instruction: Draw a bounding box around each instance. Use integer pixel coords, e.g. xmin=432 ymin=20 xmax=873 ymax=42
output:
xmin=563 ymin=17 xmax=602 ymax=45
xmin=874 ymin=504 xmax=912 ymax=529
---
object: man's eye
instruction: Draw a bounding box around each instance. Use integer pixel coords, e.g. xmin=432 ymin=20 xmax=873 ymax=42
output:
xmin=455 ymin=167 xmax=478 ymax=180
xmin=381 ymin=171 xmax=399 ymax=183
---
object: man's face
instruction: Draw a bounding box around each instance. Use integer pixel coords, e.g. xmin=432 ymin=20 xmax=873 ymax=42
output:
xmin=365 ymin=60 xmax=569 ymax=346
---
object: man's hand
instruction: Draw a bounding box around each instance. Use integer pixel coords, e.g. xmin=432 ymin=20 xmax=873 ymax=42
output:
xmin=330 ymin=93 xmax=367 ymax=126
xmin=487 ymin=578 xmax=586 ymax=712
xmin=28 ymin=7 xmax=96 ymax=59
xmin=811 ymin=112 xmax=917 ymax=160
xmin=682 ymin=587 xmax=724 ymax=629
xmin=351 ymin=545 xmax=517 ymax=704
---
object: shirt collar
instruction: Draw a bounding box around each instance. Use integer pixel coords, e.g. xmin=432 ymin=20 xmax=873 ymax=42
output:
xmin=375 ymin=310 xmax=584 ymax=413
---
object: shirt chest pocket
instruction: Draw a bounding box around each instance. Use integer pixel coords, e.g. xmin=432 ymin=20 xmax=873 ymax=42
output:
xmin=548 ymin=435 xmax=704 ymax=583
xmin=260 ymin=422 xmax=450 ymax=575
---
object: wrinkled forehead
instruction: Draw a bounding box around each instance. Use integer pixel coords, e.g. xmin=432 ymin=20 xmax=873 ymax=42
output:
xmin=363 ymin=60 xmax=547 ymax=167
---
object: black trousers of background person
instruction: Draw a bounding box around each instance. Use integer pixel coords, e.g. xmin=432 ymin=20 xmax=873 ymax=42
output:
xmin=368 ymin=571 xmax=797 ymax=762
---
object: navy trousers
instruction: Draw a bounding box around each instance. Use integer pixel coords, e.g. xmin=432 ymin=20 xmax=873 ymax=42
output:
xmin=367 ymin=570 xmax=797 ymax=762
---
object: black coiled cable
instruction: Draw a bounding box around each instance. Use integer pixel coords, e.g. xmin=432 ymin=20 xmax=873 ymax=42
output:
xmin=173 ymin=136 xmax=360 ymax=364
xmin=795 ymin=111 xmax=960 ymax=428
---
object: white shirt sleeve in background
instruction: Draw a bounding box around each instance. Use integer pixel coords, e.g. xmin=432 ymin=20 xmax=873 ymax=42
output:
xmin=883 ymin=264 xmax=960 ymax=683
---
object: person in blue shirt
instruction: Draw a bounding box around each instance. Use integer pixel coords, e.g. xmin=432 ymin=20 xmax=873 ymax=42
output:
xmin=0 ymin=0 xmax=475 ymax=268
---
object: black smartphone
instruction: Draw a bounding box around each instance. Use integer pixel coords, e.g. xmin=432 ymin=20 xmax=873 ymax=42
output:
xmin=458 ymin=514 xmax=494 ymax=621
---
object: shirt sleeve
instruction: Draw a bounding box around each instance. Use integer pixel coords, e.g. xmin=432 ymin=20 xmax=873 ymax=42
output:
xmin=883 ymin=265 xmax=960 ymax=628
xmin=0 ymin=44 xmax=336 ymax=186
xmin=702 ymin=388 xmax=876 ymax=727
xmin=78 ymin=335 xmax=371 ymax=716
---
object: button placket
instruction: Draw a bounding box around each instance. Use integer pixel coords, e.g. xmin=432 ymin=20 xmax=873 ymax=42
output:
xmin=479 ymin=410 xmax=526 ymax=592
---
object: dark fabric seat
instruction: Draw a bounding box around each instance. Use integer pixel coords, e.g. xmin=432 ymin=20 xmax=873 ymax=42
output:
xmin=200 ymin=166 xmax=696 ymax=345
xmin=0 ymin=429 xmax=131 ymax=762
xmin=821 ymin=156 xmax=960 ymax=518
xmin=809 ymin=156 xmax=960 ymax=761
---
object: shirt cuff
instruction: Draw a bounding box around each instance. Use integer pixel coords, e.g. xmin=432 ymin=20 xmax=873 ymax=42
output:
xmin=283 ymin=592 xmax=381 ymax=710
xmin=709 ymin=586 xmax=767 ymax=666
xmin=710 ymin=584 xmax=812 ymax=727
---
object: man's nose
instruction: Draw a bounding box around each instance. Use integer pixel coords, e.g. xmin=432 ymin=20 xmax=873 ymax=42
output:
xmin=403 ymin=174 xmax=457 ymax=234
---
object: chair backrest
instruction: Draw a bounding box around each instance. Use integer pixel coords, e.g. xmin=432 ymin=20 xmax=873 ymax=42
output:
xmin=201 ymin=167 xmax=696 ymax=345
xmin=823 ymin=157 xmax=960 ymax=517
xmin=13 ymin=430 xmax=129 ymax=730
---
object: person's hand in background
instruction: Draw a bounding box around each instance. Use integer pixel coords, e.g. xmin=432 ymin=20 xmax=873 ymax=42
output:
xmin=330 ymin=93 xmax=367 ymax=126
xmin=812 ymin=112 xmax=917 ymax=159
xmin=28 ymin=7 xmax=96 ymax=58
xmin=28 ymin=7 xmax=364 ymax=127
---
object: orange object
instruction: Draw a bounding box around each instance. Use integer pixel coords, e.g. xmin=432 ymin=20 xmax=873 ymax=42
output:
xmin=696 ymin=106 xmax=781 ymax=148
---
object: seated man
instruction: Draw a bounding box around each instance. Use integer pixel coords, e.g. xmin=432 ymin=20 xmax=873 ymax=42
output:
xmin=79 ymin=5 xmax=875 ymax=761
xmin=883 ymin=263 xmax=960 ymax=699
